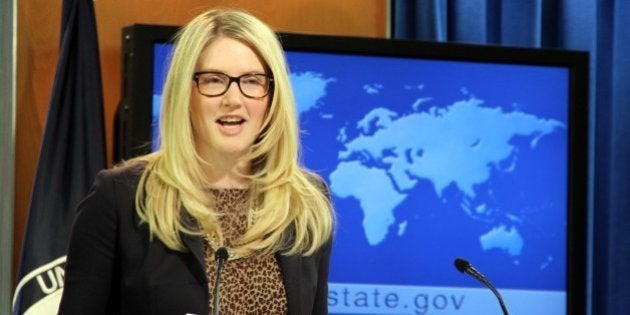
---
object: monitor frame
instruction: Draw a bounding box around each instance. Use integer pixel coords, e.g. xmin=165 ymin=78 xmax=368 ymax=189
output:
xmin=115 ymin=24 xmax=179 ymax=161
xmin=115 ymin=24 xmax=589 ymax=315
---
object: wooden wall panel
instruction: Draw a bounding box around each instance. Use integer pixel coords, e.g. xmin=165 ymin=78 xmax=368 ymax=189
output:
xmin=14 ymin=0 xmax=386 ymax=284
xmin=13 ymin=0 xmax=62 ymax=284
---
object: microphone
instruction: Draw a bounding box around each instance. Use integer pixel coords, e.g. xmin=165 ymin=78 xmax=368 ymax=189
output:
xmin=213 ymin=247 xmax=229 ymax=315
xmin=454 ymin=258 xmax=509 ymax=315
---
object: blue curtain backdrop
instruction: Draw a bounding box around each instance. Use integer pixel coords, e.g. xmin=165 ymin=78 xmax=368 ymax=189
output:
xmin=392 ymin=1 xmax=629 ymax=314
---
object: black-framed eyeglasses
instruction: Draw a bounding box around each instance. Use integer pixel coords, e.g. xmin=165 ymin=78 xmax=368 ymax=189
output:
xmin=192 ymin=71 xmax=273 ymax=99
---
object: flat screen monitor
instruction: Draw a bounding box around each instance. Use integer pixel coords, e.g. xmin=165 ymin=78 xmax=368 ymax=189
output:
xmin=116 ymin=24 xmax=588 ymax=315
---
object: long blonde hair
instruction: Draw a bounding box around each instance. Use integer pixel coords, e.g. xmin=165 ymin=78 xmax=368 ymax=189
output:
xmin=128 ymin=8 xmax=333 ymax=258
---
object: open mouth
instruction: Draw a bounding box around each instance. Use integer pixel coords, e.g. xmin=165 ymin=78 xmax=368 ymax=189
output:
xmin=216 ymin=117 xmax=245 ymax=126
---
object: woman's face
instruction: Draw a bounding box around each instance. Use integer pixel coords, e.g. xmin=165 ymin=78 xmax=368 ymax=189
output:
xmin=190 ymin=37 xmax=270 ymax=162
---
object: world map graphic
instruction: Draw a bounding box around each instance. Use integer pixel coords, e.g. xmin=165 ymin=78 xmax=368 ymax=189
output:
xmin=286 ymin=51 xmax=569 ymax=292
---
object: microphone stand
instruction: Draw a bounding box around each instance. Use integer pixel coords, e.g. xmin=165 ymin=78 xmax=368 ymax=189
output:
xmin=475 ymin=272 xmax=509 ymax=315
xmin=213 ymin=248 xmax=229 ymax=315
xmin=454 ymin=258 xmax=509 ymax=315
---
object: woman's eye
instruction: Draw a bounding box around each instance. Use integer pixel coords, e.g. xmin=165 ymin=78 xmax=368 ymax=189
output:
xmin=204 ymin=76 xmax=224 ymax=84
xmin=242 ymin=76 xmax=264 ymax=86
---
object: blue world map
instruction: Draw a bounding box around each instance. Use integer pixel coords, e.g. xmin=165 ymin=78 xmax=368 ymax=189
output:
xmin=286 ymin=50 xmax=569 ymax=293
xmin=329 ymin=97 xmax=563 ymax=248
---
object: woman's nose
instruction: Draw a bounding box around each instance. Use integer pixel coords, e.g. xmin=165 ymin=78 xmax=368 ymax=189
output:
xmin=221 ymin=81 xmax=243 ymax=106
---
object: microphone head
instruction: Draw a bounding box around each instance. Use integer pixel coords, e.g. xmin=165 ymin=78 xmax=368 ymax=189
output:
xmin=454 ymin=257 xmax=471 ymax=273
xmin=215 ymin=247 xmax=229 ymax=261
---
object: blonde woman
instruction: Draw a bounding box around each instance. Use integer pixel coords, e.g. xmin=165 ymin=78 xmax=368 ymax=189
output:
xmin=59 ymin=9 xmax=334 ymax=315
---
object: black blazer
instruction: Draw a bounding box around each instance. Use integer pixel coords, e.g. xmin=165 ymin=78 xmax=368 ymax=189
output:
xmin=58 ymin=164 xmax=331 ymax=315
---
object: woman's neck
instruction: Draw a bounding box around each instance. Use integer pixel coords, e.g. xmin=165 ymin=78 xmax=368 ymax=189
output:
xmin=207 ymin=174 xmax=249 ymax=189
xmin=195 ymin=141 xmax=254 ymax=188
xmin=202 ymin=157 xmax=251 ymax=189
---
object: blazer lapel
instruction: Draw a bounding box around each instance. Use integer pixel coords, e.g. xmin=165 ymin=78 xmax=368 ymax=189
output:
xmin=277 ymin=253 xmax=303 ymax=315
xmin=180 ymin=212 xmax=207 ymax=285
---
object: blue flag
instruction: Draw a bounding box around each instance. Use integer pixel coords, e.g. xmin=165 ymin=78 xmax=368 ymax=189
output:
xmin=12 ymin=0 xmax=105 ymax=313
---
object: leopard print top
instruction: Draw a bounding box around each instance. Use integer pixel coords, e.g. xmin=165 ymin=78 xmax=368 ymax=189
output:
xmin=202 ymin=189 xmax=288 ymax=314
